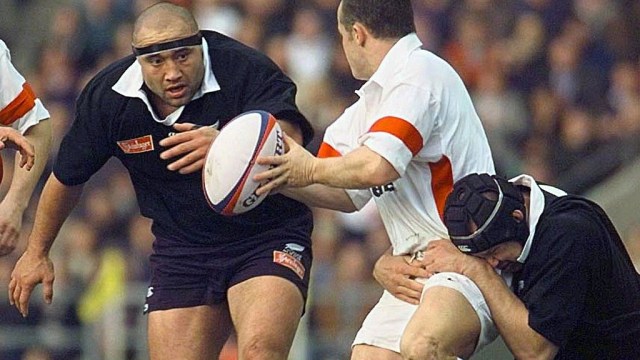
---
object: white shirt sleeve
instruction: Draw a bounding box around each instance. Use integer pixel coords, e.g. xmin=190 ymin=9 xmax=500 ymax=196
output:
xmin=319 ymin=119 xmax=372 ymax=211
xmin=359 ymin=84 xmax=433 ymax=176
xmin=0 ymin=40 xmax=50 ymax=134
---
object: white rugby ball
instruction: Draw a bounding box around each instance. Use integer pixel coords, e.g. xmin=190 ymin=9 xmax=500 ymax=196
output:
xmin=202 ymin=110 xmax=284 ymax=216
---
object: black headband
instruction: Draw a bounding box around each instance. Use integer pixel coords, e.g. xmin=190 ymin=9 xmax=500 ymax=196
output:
xmin=132 ymin=32 xmax=202 ymax=56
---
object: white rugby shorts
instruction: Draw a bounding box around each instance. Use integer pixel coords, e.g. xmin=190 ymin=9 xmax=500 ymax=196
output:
xmin=352 ymin=272 xmax=498 ymax=355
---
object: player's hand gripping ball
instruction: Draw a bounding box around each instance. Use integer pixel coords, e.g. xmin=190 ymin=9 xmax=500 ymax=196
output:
xmin=203 ymin=110 xmax=284 ymax=216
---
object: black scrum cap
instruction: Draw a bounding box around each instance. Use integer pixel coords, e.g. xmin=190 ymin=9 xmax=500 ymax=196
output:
xmin=444 ymin=174 xmax=529 ymax=253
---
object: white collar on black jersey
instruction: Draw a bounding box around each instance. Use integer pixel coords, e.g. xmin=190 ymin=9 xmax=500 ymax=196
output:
xmin=356 ymin=33 xmax=422 ymax=97
xmin=111 ymin=37 xmax=221 ymax=126
xmin=510 ymin=174 xmax=567 ymax=263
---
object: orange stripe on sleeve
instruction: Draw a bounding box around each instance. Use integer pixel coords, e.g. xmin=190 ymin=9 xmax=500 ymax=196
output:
xmin=369 ymin=117 xmax=423 ymax=155
xmin=429 ymin=156 xmax=453 ymax=220
xmin=0 ymin=83 xmax=36 ymax=125
xmin=317 ymin=142 xmax=341 ymax=158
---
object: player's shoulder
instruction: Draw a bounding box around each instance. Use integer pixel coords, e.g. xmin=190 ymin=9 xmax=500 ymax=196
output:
xmin=540 ymin=195 xmax=605 ymax=237
xmin=404 ymin=48 xmax=463 ymax=86
xmin=0 ymin=39 xmax=10 ymax=60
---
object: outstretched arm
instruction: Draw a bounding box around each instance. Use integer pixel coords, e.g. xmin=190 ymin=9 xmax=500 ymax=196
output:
xmin=9 ymin=174 xmax=84 ymax=317
xmin=0 ymin=120 xmax=52 ymax=256
xmin=255 ymin=133 xmax=399 ymax=194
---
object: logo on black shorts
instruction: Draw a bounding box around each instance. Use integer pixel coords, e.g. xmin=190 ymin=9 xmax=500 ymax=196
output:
xmin=143 ymin=286 xmax=154 ymax=314
xmin=273 ymin=243 xmax=306 ymax=279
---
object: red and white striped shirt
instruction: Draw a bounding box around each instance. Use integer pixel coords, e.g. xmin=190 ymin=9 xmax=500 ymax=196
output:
xmin=0 ymin=40 xmax=49 ymax=133
xmin=319 ymin=34 xmax=495 ymax=255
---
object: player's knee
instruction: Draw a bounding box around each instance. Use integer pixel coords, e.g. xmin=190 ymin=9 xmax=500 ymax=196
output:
xmin=400 ymin=333 xmax=455 ymax=360
xmin=238 ymin=337 xmax=288 ymax=360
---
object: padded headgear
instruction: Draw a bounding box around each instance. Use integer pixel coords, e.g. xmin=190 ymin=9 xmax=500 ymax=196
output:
xmin=444 ymin=174 xmax=529 ymax=253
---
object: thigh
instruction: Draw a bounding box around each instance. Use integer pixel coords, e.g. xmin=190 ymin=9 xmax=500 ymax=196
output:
xmin=401 ymin=271 xmax=500 ymax=359
xmin=403 ymin=286 xmax=480 ymax=358
xmin=351 ymin=344 xmax=403 ymax=360
xmin=147 ymin=303 xmax=233 ymax=360
xmin=228 ymin=276 xmax=304 ymax=359
xmin=353 ymin=290 xmax=418 ymax=353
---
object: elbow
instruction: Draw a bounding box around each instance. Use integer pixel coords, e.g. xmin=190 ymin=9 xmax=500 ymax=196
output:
xmin=338 ymin=203 xmax=358 ymax=213
xmin=333 ymin=191 xmax=358 ymax=213
xmin=510 ymin=342 xmax=558 ymax=360
xmin=362 ymin=162 xmax=399 ymax=188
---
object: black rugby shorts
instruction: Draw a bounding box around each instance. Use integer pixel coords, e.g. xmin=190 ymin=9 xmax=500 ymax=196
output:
xmin=144 ymin=233 xmax=312 ymax=314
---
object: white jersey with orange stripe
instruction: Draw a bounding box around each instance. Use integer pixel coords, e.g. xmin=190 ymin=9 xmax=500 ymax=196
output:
xmin=319 ymin=33 xmax=495 ymax=255
xmin=0 ymin=40 xmax=50 ymax=133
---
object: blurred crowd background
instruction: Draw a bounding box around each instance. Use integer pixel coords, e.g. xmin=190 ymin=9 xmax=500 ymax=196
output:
xmin=0 ymin=0 xmax=639 ymax=359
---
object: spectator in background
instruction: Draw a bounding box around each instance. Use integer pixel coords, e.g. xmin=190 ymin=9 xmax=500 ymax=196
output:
xmin=442 ymin=11 xmax=492 ymax=89
xmin=0 ymin=39 xmax=51 ymax=256
xmin=472 ymin=67 xmax=529 ymax=176
xmin=192 ymin=0 xmax=242 ymax=37
xmin=284 ymin=4 xmax=333 ymax=86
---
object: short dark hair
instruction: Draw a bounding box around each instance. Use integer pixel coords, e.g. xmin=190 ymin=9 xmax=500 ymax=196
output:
xmin=339 ymin=0 xmax=416 ymax=39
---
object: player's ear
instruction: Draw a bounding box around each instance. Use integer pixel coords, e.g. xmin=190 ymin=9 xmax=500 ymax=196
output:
xmin=352 ymin=23 xmax=367 ymax=46
xmin=512 ymin=209 xmax=525 ymax=222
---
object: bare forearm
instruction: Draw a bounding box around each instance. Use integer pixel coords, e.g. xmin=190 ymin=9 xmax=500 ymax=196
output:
xmin=5 ymin=120 xmax=52 ymax=209
xmin=462 ymin=261 xmax=558 ymax=359
xmin=27 ymin=175 xmax=83 ymax=255
xmin=281 ymin=184 xmax=357 ymax=212
xmin=313 ymin=146 xmax=399 ymax=189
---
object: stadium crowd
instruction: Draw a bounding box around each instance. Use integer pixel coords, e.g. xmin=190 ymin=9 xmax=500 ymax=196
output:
xmin=0 ymin=0 xmax=639 ymax=359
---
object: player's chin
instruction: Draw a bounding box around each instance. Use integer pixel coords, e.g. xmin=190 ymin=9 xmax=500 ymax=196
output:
xmin=163 ymin=93 xmax=191 ymax=107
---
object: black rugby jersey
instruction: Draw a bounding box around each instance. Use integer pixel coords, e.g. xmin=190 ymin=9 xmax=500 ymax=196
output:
xmin=513 ymin=192 xmax=640 ymax=359
xmin=54 ymin=31 xmax=313 ymax=245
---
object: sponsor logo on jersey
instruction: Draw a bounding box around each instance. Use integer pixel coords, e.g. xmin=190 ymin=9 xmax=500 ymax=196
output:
xmin=117 ymin=135 xmax=154 ymax=154
xmin=274 ymin=243 xmax=306 ymax=279
xmin=146 ymin=286 xmax=154 ymax=298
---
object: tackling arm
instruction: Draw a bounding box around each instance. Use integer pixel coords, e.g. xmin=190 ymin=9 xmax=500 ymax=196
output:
xmin=423 ymin=240 xmax=559 ymax=359
xmin=461 ymin=260 xmax=559 ymax=359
